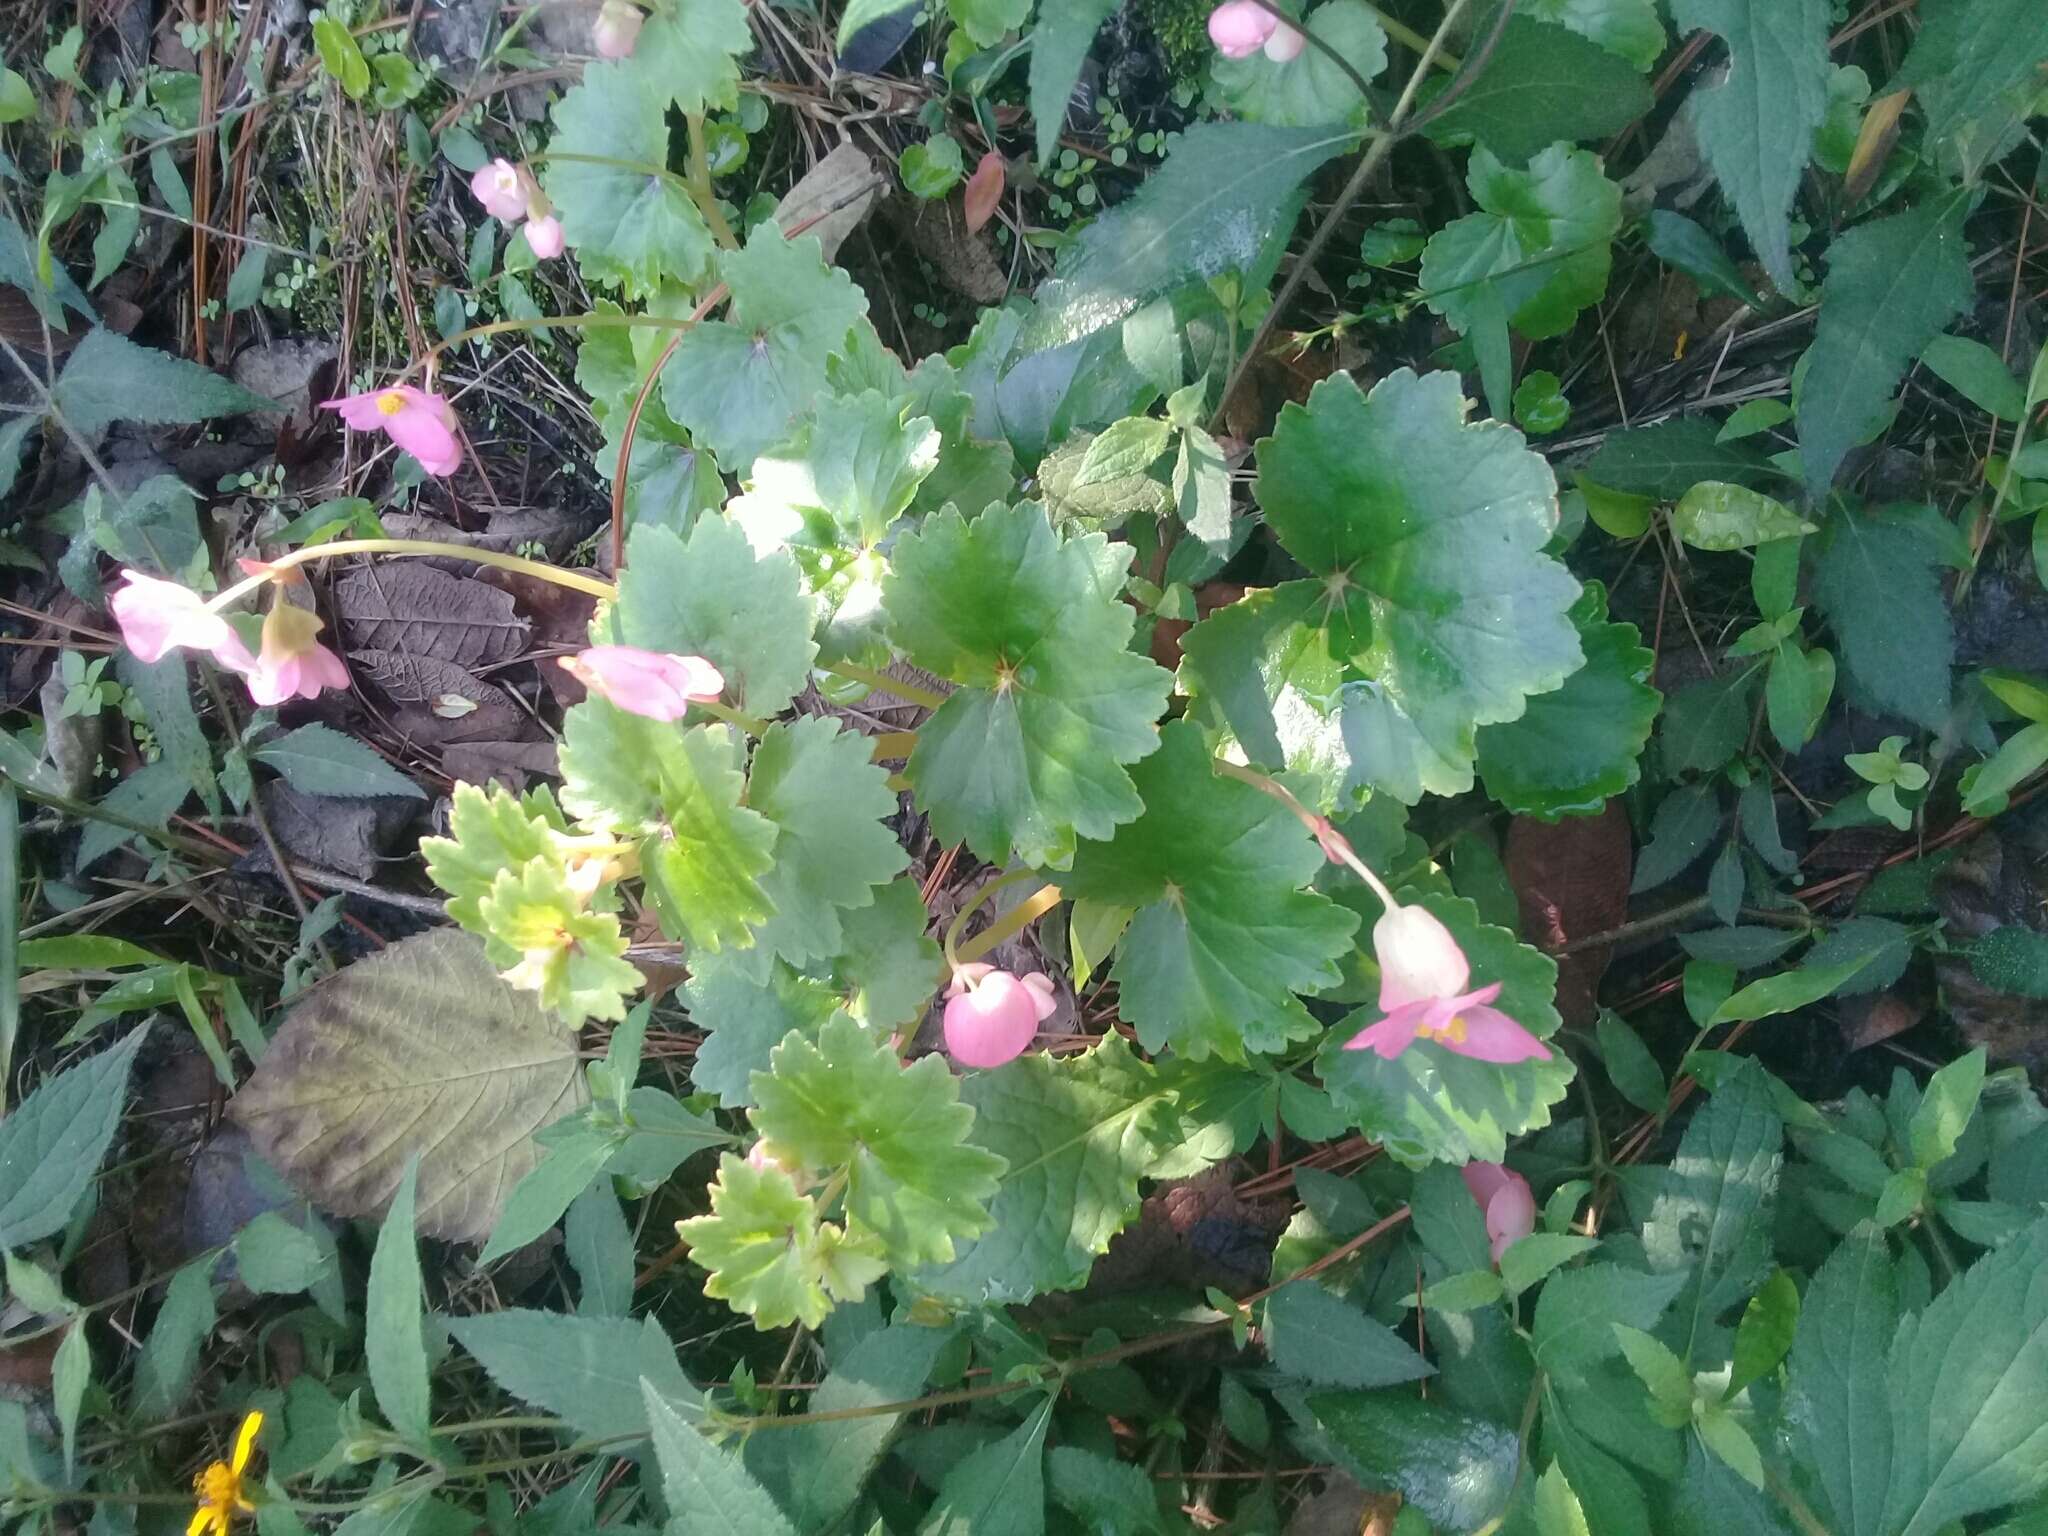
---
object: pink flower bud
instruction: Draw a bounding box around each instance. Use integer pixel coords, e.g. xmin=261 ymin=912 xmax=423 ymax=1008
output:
xmin=1461 ymin=1162 xmax=1536 ymax=1266
xmin=470 ymin=158 xmax=530 ymax=222
xmin=1263 ymin=20 xmax=1305 ymax=59
xmin=1208 ymin=0 xmax=1279 ymax=58
xmin=559 ymin=646 xmax=725 ymax=721
xmin=522 ymin=214 xmax=565 ymax=259
xmin=942 ymin=967 xmax=1055 ymax=1069
xmin=593 ymin=0 xmax=644 ymax=58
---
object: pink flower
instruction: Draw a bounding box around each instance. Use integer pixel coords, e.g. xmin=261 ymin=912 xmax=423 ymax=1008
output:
xmin=1462 ymin=1162 xmax=1536 ymax=1266
xmin=1342 ymin=902 xmax=1553 ymax=1064
xmin=559 ymin=646 xmax=725 ymax=720
xmin=593 ymin=0 xmax=644 ymax=58
xmin=1208 ymin=0 xmax=1279 ymax=58
xmin=522 ymin=214 xmax=565 ymax=259
xmin=1263 ymin=19 xmax=1305 ymax=59
xmin=108 ymin=570 xmax=247 ymax=668
xmin=242 ymin=603 xmax=349 ymax=706
xmin=470 ymin=158 xmax=530 ymax=221
xmin=320 ymin=384 xmax=463 ymax=476
xmin=943 ymin=964 xmax=1055 ymax=1068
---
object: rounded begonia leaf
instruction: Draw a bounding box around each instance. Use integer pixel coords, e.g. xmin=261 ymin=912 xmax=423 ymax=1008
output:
xmin=1062 ymin=720 xmax=1359 ymax=1061
xmin=1182 ymin=369 xmax=1582 ymax=805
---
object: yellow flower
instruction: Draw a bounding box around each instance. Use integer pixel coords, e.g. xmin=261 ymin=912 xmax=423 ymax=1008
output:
xmin=189 ymin=1411 xmax=264 ymax=1536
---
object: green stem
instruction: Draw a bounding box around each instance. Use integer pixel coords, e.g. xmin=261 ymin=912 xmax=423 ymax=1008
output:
xmin=941 ymin=868 xmax=1040 ymax=971
xmin=206 ymin=538 xmax=616 ymax=612
xmin=824 ymin=661 xmax=947 ymax=710
xmin=683 ymin=115 xmax=740 ymax=250
xmin=1366 ymin=0 xmax=1460 ymax=66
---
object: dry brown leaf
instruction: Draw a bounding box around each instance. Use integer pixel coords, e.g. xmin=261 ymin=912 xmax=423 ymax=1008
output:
xmin=230 ymin=928 xmax=587 ymax=1241
xmin=1504 ymin=804 xmax=1633 ymax=1025
xmin=963 ymin=151 xmax=1005 ymax=235
xmin=336 ymin=563 xmax=531 ymax=670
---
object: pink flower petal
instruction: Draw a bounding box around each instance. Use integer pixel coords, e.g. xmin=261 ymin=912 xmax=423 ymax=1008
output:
xmin=943 ymin=971 xmax=1041 ymax=1068
xmin=470 ymin=158 xmax=530 ymax=221
xmin=1442 ymin=1005 xmax=1554 ymax=1064
xmin=383 ymin=404 xmax=462 ymax=476
xmin=593 ymin=0 xmax=644 ymax=58
xmin=1461 ymin=1160 xmax=1514 ymax=1211
xmin=108 ymin=571 xmax=235 ymax=664
xmin=1020 ymin=971 xmax=1058 ymax=1021
xmin=1374 ymin=903 xmax=1471 ymax=1010
xmin=1341 ymin=1001 xmax=1428 ymax=1058
xmin=1208 ymin=0 xmax=1278 ymax=57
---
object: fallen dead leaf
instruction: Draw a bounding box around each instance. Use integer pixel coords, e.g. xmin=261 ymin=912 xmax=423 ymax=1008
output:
xmin=1504 ymin=804 xmax=1633 ymax=1025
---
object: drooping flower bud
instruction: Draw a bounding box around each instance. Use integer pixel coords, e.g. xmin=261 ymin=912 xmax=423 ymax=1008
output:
xmin=522 ymin=213 xmax=566 ymax=259
xmin=1208 ymin=0 xmax=1279 ymax=58
xmin=593 ymin=0 xmax=645 ymax=58
xmin=942 ymin=965 xmax=1055 ymax=1068
xmin=108 ymin=570 xmax=249 ymax=670
xmin=1461 ymin=1161 xmax=1537 ymax=1265
xmin=559 ymin=646 xmax=725 ymax=721
xmin=243 ymin=602 xmax=350 ymax=706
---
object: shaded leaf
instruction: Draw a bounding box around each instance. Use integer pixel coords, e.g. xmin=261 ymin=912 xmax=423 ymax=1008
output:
xmin=1061 ymin=722 xmax=1357 ymax=1060
xmin=1423 ymin=17 xmax=1653 ymax=163
xmin=0 ymin=1025 xmax=148 ymax=1248
xmin=52 ymin=330 xmax=271 ymax=433
xmin=252 ymin=725 xmax=424 ymax=801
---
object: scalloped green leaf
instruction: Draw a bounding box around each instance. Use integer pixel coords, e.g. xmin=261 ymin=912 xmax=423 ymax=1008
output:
xmin=475 ymin=859 xmax=642 ymax=1026
xmin=559 ymin=707 xmax=777 ymax=953
xmin=1475 ymin=582 xmax=1660 ymax=819
xmin=677 ymin=1153 xmax=887 ymax=1330
xmin=633 ymin=0 xmax=750 ymax=115
xmin=1062 ymin=721 xmax=1358 ymax=1061
xmin=917 ymin=1036 xmax=1191 ymax=1304
xmin=1212 ymin=0 xmax=1388 ymax=128
xmin=660 ymin=226 xmax=871 ymax=473
xmin=744 ymin=715 xmax=909 ymax=969
xmin=687 ymin=881 xmax=941 ymax=1107
xmin=751 ymin=1015 xmax=1007 ymax=1268
xmin=1421 ymin=144 xmax=1622 ymax=342
xmin=885 ymin=500 xmax=1173 ymax=868
xmin=544 ymin=59 xmax=714 ymax=296
xmin=422 ymin=781 xmax=570 ymax=931
xmin=1185 ymin=369 xmax=1581 ymax=805
xmin=1315 ymin=893 xmax=1572 ymax=1167
xmin=612 ymin=516 xmax=819 ymax=719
